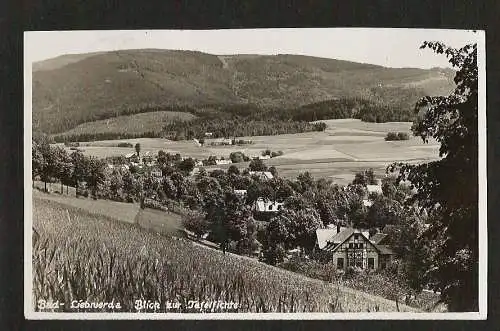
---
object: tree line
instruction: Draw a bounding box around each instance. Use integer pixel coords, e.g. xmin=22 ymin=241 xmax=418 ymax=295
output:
xmin=32 ymin=135 xmax=106 ymax=198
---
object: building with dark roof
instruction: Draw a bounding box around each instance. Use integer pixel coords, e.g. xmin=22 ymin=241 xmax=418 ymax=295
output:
xmin=316 ymin=226 xmax=395 ymax=270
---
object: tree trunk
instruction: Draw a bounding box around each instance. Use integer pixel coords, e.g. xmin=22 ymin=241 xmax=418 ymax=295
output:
xmin=60 ymin=181 xmax=63 ymax=194
xmin=44 ymin=181 xmax=47 ymax=192
xmin=75 ymin=182 xmax=79 ymax=197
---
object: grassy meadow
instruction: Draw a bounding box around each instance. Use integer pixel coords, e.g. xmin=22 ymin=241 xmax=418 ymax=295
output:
xmin=32 ymin=196 xmax=419 ymax=313
xmin=58 ymin=119 xmax=439 ymax=185
xmin=32 ymin=190 xmax=183 ymax=236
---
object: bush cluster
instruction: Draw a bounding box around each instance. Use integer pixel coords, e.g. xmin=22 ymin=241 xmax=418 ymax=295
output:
xmin=117 ymin=142 xmax=134 ymax=147
xmin=385 ymin=132 xmax=410 ymax=141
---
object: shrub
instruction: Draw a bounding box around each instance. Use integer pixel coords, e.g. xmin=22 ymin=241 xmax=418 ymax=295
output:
xmin=385 ymin=132 xmax=399 ymax=141
xmin=397 ymin=132 xmax=410 ymax=140
xmin=117 ymin=142 xmax=133 ymax=147
xmin=385 ymin=132 xmax=410 ymax=141
xmin=143 ymin=198 xmax=169 ymax=212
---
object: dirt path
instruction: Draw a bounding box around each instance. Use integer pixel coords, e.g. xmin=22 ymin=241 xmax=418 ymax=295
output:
xmin=217 ymin=55 xmax=230 ymax=69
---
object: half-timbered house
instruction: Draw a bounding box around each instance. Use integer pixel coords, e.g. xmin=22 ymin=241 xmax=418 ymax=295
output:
xmin=316 ymin=226 xmax=394 ymax=270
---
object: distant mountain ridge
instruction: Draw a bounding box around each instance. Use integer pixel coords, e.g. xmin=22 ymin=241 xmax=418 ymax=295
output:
xmin=32 ymin=49 xmax=455 ymax=134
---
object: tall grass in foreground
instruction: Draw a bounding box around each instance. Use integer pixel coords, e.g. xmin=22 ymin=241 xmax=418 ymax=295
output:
xmin=32 ymin=198 xmax=416 ymax=313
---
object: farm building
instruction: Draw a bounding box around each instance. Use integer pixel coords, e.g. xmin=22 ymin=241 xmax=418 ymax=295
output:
xmin=316 ymin=226 xmax=394 ymax=270
xmin=209 ymin=138 xmax=233 ymax=146
xmin=253 ymin=198 xmax=284 ymax=212
xmin=248 ymin=171 xmax=274 ymax=180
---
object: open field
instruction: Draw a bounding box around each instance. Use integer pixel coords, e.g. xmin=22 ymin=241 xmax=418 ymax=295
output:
xmin=56 ymin=119 xmax=439 ymax=185
xmin=32 ymin=196 xmax=419 ymax=313
xmin=33 ymin=190 xmax=183 ymax=236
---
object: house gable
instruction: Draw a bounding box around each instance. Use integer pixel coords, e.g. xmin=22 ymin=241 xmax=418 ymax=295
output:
xmin=326 ymin=231 xmax=381 ymax=254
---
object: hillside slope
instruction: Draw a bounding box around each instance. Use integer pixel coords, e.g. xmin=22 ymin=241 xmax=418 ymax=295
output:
xmin=32 ymin=49 xmax=455 ymax=134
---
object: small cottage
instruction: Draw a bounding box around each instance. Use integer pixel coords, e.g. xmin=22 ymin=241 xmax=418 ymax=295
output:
xmin=253 ymin=198 xmax=284 ymax=212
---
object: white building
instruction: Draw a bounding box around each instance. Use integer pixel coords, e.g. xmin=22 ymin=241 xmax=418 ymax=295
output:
xmin=253 ymin=198 xmax=284 ymax=212
xmin=215 ymin=159 xmax=232 ymax=165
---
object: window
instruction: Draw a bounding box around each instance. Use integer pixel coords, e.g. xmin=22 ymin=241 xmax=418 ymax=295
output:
xmin=359 ymin=243 xmax=364 ymax=249
xmin=277 ymin=205 xmax=282 ymax=210
xmin=268 ymin=205 xmax=273 ymax=211
xmin=368 ymin=258 xmax=375 ymax=269
xmin=354 ymin=234 xmax=360 ymax=240
xmin=337 ymin=258 xmax=344 ymax=269
xmin=349 ymin=243 xmax=354 ymax=249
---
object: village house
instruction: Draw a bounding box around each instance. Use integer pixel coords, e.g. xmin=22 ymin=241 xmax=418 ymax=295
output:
xmin=316 ymin=225 xmax=394 ymax=271
xmin=146 ymin=166 xmax=162 ymax=178
xmin=209 ymin=138 xmax=233 ymax=146
xmin=253 ymin=197 xmax=284 ymax=212
xmin=363 ymin=181 xmax=383 ymax=208
xmin=248 ymin=171 xmax=274 ymax=180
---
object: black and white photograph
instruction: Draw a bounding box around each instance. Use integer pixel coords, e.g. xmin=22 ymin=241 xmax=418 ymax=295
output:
xmin=24 ymin=28 xmax=486 ymax=319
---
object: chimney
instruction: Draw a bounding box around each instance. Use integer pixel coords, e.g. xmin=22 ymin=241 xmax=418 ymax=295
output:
xmin=337 ymin=224 xmax=341 ymax=233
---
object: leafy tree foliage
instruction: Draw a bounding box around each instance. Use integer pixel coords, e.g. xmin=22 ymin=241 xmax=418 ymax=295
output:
xmin=183 ymin=210 xmax=209 ymax=239
xmin=248 ymin=159 xmax=267 ymax=172
xmin=134 ymin=143 xmax=141 ymax=156
xmin=352 ymin=169 xmax=377 ymax=186
xmin=178 ymin=157 xmax=195 ymax=175
xmin=390 ymin=42 xmax=478 ymax=311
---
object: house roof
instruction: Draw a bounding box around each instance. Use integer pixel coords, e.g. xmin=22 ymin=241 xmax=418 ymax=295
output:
xmin=323 ymin=228 xmax=379 ymax=253
xmin=370 ymin=233 xmax=387 ymax=245
xmin=374 ymin=244 xmax=394 ymax=255
xmin=254 ymin=198 xmax=283 ymax=212
xmin=316 ymin=228 xmax=340 ymax=249
xmin=249 ymin=171 xmax=274 ymax=179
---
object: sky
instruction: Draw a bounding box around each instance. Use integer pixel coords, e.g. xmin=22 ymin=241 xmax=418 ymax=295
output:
xmin=25 ymin=28 xmax=481 ymax=69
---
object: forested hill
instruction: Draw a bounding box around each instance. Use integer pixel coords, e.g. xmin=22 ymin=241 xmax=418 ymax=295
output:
xmin=33 ymin=49 xmax=455 ymax=134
